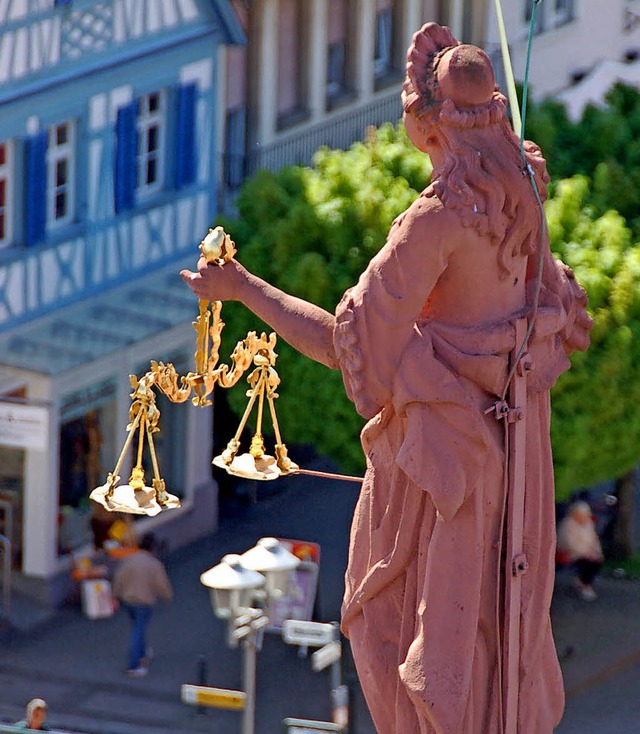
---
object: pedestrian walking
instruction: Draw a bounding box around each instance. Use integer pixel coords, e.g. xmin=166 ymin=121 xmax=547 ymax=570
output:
xmin=14 ymin=698 xmax=50 ymax=730
xmin=112 ymin=532 xmax=173 ymax=677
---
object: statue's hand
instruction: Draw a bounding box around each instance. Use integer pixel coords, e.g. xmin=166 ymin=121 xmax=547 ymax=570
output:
xmin=180 ymin=256 xmax=247 ymax=302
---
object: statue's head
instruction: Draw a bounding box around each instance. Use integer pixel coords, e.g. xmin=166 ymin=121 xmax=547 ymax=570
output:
xmin=402 ymin=23 xmax=507 ymax=139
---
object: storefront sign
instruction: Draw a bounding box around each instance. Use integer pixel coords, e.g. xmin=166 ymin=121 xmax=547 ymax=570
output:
xmin=0 ymin=402 xmax=49 ymax=450
xmin=60 ymin=378 xmax=117 ymax=421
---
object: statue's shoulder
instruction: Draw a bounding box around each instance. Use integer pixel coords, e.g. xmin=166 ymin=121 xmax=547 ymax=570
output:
xmin=384 ymin=191 xmax=459 ymax=262
xmin=402 ymin=190 xmax=460 ymax=239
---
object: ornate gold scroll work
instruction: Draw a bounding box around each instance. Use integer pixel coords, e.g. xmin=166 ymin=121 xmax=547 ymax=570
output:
xmin=91 ymin=227 xmax=298 ymax=516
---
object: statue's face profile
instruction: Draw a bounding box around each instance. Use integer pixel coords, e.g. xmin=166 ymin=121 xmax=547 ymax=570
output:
xmin=403 ymin=110 xmax=445 ymax=168
xmin=403 ymin=110 xmax=430 ymax=154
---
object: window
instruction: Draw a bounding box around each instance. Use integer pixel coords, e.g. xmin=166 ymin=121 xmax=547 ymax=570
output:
xmin=327 ymin=42 xmax=346 ymax=98
xmin=374 ymin=7 xmax=393 ymax=78
xmin=47 ymin=122 xmax=76 ymax=229
xmin=276 ymin=0 xmax=309 ymax=129
xmin=525 ymin=0 xmax=575 ymax=34
xmin=115 ymin=85 xmax=195 ymax=214
xmin=224 ymin=107 xmax=246 ymax=189
xmin=0 ymin=141 xmax=13 ymax=249
xmin=326 ymin=0 xmax=352 ymax=104
xmin=24 ymin=121 xmax=77 ymax=245
xmin=525 ymin=0 xmax=545 ymax=34
xmin=136 ymin=91 xmax=166 ymax=198
xmin=555 ymin=0 xmax=575 ymax=25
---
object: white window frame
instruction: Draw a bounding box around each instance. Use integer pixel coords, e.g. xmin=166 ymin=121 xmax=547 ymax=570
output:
xmin=136 ymin=90 xmax=166 ymax=199
xmin=47 ymin=121 xmax=76 ymax=230
xmin=0 ymin=140 xmax=14 ymax=249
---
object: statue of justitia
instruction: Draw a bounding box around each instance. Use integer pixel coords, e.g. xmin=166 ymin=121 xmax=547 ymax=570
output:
xmin=182 ymin=22 xmax=592 ymax=734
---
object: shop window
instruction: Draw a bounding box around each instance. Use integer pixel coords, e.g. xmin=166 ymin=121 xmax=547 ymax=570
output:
xmin=0 ymin=387 xmax=27 ymax=569
xmin=58 ymin=397 xmax=117 ymax=556
xmin=0 ymin=141 xmax=14 ymax=249
xmin=134 ymin=354 xmax=188 ymax=500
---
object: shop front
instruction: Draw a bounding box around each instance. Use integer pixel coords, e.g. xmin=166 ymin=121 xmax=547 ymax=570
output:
xmin=0 ymin=263 xmax=219 ymax=606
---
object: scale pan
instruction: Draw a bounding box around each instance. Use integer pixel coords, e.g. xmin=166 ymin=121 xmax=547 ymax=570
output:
xmin=213 ymin=452 xmax=298 ymax=481
xmin=90 ymin=483 xmax=181 ymax=516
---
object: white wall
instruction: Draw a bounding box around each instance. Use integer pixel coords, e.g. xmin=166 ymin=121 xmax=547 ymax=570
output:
xmin=486 ymin=0 xmax=640 ymax=100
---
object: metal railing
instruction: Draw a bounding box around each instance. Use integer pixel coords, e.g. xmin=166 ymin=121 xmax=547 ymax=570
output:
xmin=248 ymin=89 xmax=403 ymax=174
xmin=219 ymin=89 xmax=403 ymax=213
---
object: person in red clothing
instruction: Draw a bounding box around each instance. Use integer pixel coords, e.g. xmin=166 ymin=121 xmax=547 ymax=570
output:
xmin=113 ymin=532 xmax=173 ymax=677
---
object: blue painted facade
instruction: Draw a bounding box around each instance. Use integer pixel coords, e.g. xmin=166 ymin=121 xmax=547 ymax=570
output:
xmin=0 ymin=0 xmax=244 ymax=332
xmin=0 ymin=0 xmax=244 ymax=596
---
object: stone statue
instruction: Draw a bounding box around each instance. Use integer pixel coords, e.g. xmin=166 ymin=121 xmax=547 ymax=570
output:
xmin=182 ymin=23 xmax=592 ymax=734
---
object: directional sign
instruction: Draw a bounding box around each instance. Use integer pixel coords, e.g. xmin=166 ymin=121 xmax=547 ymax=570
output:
xmin=311 ymin=641 xmax=341 ymax=672
xmin=284 ymin=717 xmax=343 ymax=733
xmin=181 ymin=684 xmax=245 ymax=710
xmin=282 ymin=619 xmax=335 ymax=647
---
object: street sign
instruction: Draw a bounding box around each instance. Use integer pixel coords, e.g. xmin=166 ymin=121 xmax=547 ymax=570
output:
xmin=282 ymin=619 xmax=335 ymax=647
xmin=181 ymin=684 xmax=246 ymax=710
xmin=311 ymin=641 xmax=341 ymax=672
xmin=283 ymin=717 xmax=343 ymax=733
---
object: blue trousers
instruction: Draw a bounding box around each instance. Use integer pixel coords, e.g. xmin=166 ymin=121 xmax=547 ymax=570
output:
xmin=123 ymin=603 xmax=153 ymax=670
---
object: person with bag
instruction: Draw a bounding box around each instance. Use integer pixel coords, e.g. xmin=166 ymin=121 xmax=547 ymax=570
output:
xmin=112 ymin=532 xmax=173 ymax=677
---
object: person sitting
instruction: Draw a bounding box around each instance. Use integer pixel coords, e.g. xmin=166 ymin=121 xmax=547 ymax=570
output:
xmin=557 ymin=501 xmax=604 ymax=601
xmin=14 ymin=698 xmax=50 ymax=730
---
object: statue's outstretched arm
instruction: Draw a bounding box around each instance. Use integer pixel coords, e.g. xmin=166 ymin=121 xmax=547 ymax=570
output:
xmin=181 ymin=256 xmax=339 ymax=370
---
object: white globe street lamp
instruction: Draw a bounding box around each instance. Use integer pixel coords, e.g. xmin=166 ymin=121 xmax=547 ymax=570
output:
xmin=200 ymin=538 xmax=301 ymax=734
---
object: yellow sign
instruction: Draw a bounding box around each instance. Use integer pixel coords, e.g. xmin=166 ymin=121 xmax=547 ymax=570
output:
xmin=181 ymin=684 xmax=246 ymax=711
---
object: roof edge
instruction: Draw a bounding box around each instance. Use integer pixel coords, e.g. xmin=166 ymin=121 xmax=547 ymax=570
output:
xmin=210 ymin=0 xmax=246 ymax=46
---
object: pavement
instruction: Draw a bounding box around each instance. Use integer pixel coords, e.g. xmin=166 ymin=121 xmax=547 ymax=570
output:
xmin=0 ymin=460 xmax=639 ymax=734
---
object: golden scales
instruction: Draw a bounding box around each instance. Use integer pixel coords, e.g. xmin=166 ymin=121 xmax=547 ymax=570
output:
xmin=90 ymin=227 xmax=360 ymax=517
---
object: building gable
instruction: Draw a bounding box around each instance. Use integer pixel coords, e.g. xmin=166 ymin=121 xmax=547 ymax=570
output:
xmin=0 ymin=0 xmax=244 ymax=91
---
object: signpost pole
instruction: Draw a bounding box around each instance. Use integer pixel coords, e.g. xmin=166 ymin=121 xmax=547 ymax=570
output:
xmin=242 ymin=629 xmax=258 ymax=734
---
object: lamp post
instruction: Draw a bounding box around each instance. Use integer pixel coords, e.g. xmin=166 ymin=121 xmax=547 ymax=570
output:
xmin=201 ymin=538 xmax=300 ymax=734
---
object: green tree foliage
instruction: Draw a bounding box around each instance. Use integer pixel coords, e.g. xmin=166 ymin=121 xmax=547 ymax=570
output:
xmin=213 ymin=101 xmax=640 ymax=500
xmin=527 ymin=83 xmax=640 ymax=233
xmin=216 ymin=124 xmax=432 ymax=472
xmin=546 ymin=176 xmax=640 ymax=498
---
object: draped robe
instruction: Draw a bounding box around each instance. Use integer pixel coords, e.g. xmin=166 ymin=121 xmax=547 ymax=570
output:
xmin=333 ymin=194 xmax=591 ymax=734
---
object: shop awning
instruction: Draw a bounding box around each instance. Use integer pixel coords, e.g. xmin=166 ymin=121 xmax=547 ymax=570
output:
xmin=0 ymin=259 xmax=201 ymax=376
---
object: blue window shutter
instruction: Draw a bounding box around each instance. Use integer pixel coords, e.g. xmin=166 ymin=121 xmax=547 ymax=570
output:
xmin=24 ymin=131 xmax=47 ymax=247
xmin=115 ymin=101 xmax=138 ymax=213
xmin=175 ymin=83 xmax=197 ymax=189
